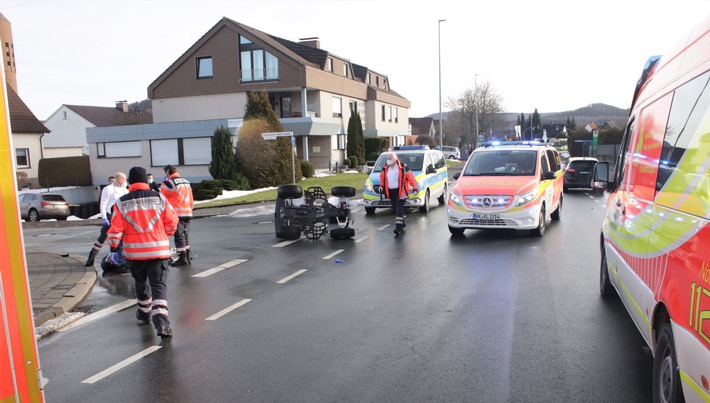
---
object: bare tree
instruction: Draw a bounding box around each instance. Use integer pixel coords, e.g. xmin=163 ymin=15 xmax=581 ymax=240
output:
xmin=445 ymin=79 xmax=504 ymax=149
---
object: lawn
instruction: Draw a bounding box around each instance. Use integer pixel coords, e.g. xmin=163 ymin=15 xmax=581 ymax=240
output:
xmin=194 ymin=172 xmax=369 ymax=209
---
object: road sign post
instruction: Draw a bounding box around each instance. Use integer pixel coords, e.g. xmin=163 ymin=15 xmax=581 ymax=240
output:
xmin=262 ymin=131 xmax=296 ymax=184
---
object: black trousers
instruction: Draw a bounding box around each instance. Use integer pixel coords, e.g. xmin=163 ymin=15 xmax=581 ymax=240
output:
xmin=174 ymin=218 xmax=191 ymax=252
xmin=92 ymin=212 xmax=112 ymax=251
xmin=388 ymin=188 xmax=406 ymax=227
xmin=129 ymin=259 xmax=170 ymax=328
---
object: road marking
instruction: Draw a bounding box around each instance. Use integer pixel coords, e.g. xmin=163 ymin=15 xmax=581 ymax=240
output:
xmin=378 ymin=224 xmax=390 ymax=230
xmin=322 ymin=249 xmax=344 ymax=260
xmin=58 ymin=299 xmax=136 ymax=332
xmin=277 ymin=269 xmax=307 ymax=284
xmin=192 ymin=259 xmax=247 ymax=278
xmin=206 ymin=298 xmax=252 ymax=321
xmin=272 ymin=238 xmax=302 ymax=247
xmin=82 ymin=346 xmax=161 ymax=384
xmin=355 ymin=235 xmax=369 ymax=243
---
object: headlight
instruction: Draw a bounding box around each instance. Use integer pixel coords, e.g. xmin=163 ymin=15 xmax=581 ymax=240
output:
xmin=449 ymin=190 xmax=462 ymax=206
xmin=416 ymin=180 xmax=424 ymax=192
xmin=365 ymin=181 xmax=374 ymax=192
xmin=515 ymin=189 xmax=537 ymax=207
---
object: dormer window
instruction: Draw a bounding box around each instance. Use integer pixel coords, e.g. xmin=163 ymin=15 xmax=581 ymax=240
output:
xmin=367 ymin=73 xmax=371 ymax=84
xmin=327 ymin=58 xmax=333 ymax=72
xmin=343 ymin=64 xmax=348 ymax=77
xmin=239 ymin=35 xmax=279 ymax=82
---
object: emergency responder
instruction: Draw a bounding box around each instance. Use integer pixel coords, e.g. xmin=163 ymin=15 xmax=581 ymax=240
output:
xmin=161 ymin=165 xmax=194 ymax=266
xmin=379 ymin=152 xmax=418 ymax=236
xmin=85 ymin=172 xmax=128 ymax=266
xmin=107 ymin=166 xmax=178 ymax=338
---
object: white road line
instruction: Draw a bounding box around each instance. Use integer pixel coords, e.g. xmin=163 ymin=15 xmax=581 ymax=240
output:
xmin=272 ymin=238 xmax=302 ymax=247
xmin=322 ymin=249 xmax=345 ymax=260
xmin=82 ymin=346 xmax=161 ymax=384
xmin=257 ymin=221 xmax=272 ymax=224
xmin=277 ymin=269 xmax=307 ymax=284
xmin=192 ymin=259 xmax=247 ymax=278
xmin=378 ymin=224 xmax=390 ymax=230
xmin=58 ymin=299 xmax=136 ymax=332
xmin=355 ymin=235 xmax=369 ymax=243
xmin=205 ymin=298 xmax=252 ymax=321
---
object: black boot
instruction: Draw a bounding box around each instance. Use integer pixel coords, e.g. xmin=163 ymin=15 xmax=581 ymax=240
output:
xmin=85 ymin=249 xmax=97 ymax=267
xmin=172 ymin=251 xmax=190 ymax=267
xmin=393 ymin=224 xmax=403 ymax=236
xmin=185 ymin=249 xmax=192 ymax=263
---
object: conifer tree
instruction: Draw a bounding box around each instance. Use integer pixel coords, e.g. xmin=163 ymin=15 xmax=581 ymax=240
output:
xmin=209 ymin=126 xmax=237 ymax=179
xmin=346 ymin=112 xmax=365 ymax=166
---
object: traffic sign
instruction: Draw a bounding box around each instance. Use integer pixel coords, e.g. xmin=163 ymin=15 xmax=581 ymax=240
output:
xmin=261 ymin=134 xmax=277 ymax=140
xmin=263 ymin=131 xmax=293 ymax=137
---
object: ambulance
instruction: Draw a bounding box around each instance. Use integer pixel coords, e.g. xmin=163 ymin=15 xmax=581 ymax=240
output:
xmin=593 ymin=13 xmax=710 ymax=402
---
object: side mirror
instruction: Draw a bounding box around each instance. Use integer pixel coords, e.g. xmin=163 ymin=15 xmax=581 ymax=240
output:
xmin=542 ymin=171 xmax=557 ymax=180
xmin=453 ymin=172 xmax=461 ymax=180
xmin=427 ymin=165 xmax=436 ymax=174
xmin=593 ymin=162 xmax=611 ymax=190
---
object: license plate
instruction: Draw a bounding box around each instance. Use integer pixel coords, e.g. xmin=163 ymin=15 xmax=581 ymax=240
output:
xmin=473 ymin=213 xmax=500 ymax=220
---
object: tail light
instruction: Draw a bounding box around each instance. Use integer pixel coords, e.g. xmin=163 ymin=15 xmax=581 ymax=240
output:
xmin=41 ymin=201 xmax=51 ymax=207
xmin=565 ymin=168 xmax=577 ymax=175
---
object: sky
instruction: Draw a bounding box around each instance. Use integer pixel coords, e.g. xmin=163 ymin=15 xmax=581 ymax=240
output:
xmin=2 ymin=0 xmax=709 ymax=121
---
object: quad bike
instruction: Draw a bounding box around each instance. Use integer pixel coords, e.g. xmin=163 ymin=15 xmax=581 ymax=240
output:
xmin=274 ymin=185 xmax=356 ymax=240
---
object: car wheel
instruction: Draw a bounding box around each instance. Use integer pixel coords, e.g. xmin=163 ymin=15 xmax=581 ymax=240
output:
xmin=277 ymin=184 xmax=303 ymax=199
xmin=419 ymin=190 xmax=430 ymax=213
xmin=438 ymin=183 xmax=447 ymax=205
xmin=275 ymin=225 xmax=301 ymax=240
xmin=551 ymin=196 xmax=562 ymax=221
xmin=28 ymin=209 xmax=40 ymax=222
xmin=331 ymin=186 xmax=356 ymax=197
xmin=448 ymin=225 xmax=465 ymax=236
xmin=530 ymin=206 xmax=545 ymax=237
xmin=653 ymin=324 xmax=684 ymax=403
xmin=365 ymin=207 xmax=376 ymax=215
xmin=600 ymin=245 xmax=612 ymax=297
xmin=330 ymin=227 xmax=355 ymax=239
xmin=449 ymin=155 xmax=456 ymax=160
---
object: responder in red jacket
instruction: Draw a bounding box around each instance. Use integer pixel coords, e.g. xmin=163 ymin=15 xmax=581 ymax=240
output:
xmin=108 ymin=166 xmax=179 ymax=338
xmin=379 ymin=152 xmax=418 ymax=236
xmin=161 ymin=165 xmax=194 ymax=266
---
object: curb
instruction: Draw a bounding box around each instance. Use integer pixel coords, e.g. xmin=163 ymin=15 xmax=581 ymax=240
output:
xmin=33 ymin=255 xmax=97 ymax=327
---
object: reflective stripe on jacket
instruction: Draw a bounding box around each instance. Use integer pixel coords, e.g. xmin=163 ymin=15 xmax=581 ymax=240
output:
xmin=108 ymin=183 xmax=178 ymax=260
xmin=379 ymin=160 xmax=417 ymax=199
xmin=160 ymin=173 xmax=194 ymax=218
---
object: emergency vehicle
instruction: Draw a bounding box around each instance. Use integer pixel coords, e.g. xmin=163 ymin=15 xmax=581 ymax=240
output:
xmin=447 ymin=141 xmax=563 ymax=237
xmin=362 ymin=146 xmax=448 ymax=214
xmin=593 ymin=14 xmax=710 ymax=402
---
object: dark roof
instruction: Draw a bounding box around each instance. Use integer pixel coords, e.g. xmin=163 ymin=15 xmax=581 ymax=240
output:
xmin=409 ymin=117 xmax=434 ymax=136
xmin=7 ymin=84 xmax=48 ymax=134
xmin=269 ymin=35 xmax=329 ymax=68
xmin=64 ymin=105 xmax=153 ymax=127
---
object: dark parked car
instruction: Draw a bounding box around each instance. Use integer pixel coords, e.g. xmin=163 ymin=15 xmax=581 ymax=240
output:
xmin=18 ymin=193 xmax=70 ymax=222
xmin=563 ymin=157 xmax=598 ymax=192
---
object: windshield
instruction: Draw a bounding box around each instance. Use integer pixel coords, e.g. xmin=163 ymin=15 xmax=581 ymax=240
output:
xmin=463 ymin=150 xmax=537 ymax=176
xmin=372 ymin=152 xmax=425 ymax=172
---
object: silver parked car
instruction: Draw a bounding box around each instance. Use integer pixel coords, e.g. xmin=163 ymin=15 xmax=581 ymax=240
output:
xmin=18 ymin=193 xmax=70 ymax=222
xmin=441 ymin=146 xmax=461 ymax=160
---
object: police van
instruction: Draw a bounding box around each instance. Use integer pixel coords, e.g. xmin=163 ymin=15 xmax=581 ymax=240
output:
xmin=593 ymin=14 xmax=710 ymax=402
xmin=363 ymin=145 xmax=448 ymax=214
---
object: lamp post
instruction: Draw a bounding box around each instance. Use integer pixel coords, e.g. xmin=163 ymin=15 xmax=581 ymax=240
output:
xmin=474 ymin=73 xmax=479 ymax=145
xmin=438 ymin=19 xmax=446 ymax=148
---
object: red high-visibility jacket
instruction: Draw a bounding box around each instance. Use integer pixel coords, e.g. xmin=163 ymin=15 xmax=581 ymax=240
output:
xmin=108 ymin=183 xmax=178 ymax=260
xmin=380 ymin=160 xmax=418 ymax=199
xmin=160 ymin=172 xmax=194 ymax=218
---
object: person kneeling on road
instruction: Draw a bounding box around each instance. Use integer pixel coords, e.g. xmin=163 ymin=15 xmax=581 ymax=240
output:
xmin=107 ymin=166 xmax=179 ymax=338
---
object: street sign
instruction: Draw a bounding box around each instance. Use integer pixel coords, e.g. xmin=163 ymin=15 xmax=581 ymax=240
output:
xmin=263 ymin=131 xmax=293 ymax=137
xmin=261 ymin=134 xmax=277 ymax=140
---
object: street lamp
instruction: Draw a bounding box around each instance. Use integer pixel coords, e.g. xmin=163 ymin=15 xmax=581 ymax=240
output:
xmin=438 ymin=19 xmax=446 ymax=148
xmin=474 ymin=73 xmax=479 ymax=145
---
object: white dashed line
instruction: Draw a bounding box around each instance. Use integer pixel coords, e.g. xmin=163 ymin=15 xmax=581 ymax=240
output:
xmin=58 ymin=299 xmax=136 ymax=332
xmin=355 ymin=235 xmax=369 ymax=243
xmin=82 ymin=346 xmax=161 ymax=384
xmin=322 ymin=249 xmax=345 ymax=260
xmin=378 ymin=224 xmax=391 ymax=230
xmin=192 ymin=259 xmax=248 ymax=278
xmin=277 ymin=269 xmax=308 ymax=284
xmin=272 ymin=238 xmax=302 ymax=247
xmin=206 ymin=298 xmax=252 ymax=321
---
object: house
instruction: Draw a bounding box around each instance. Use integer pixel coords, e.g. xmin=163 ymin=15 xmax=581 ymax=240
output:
xmin=7 ymin=84 xmax=49 ymax=188
xmin=409 ymin=117 xmax=436 ymax=137
xmin=42 ymin=101 xmax=153 ymax=158
xmin=87 ymin=17 xmax=411 ymax=183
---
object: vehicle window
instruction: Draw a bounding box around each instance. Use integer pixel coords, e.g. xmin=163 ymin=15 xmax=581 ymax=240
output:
xmin=657 ymin=70 xmax=710 ymax=192
xmin=464 ymin=150 xmax=537 ymax=176
xmin=614 ymin=118 xmax=635 ymax=191
xmin=42 ymin=194 xmax=66 ymax=202
xmin=399 ymin=153 xmax=424 ymax=171
xmin=540 ymin=153 xmax=550 ymax=173
xmin=435 ymin=152 xmax=446 ymax=169
xmin=546 ymin=149 xmax=559 ymax=171
xmin=569 ymin=160 xmax=597 ymax=172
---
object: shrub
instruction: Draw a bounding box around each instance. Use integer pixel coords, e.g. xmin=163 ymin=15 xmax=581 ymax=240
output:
xmin=191 ymin=183 xmax=220 ymax=201
xmin=300 ymin=160 xmax=315 ymax=178
xmin=37 ymin=155 xmax=92 ymax=187
xmin=348 ymin=156 xmax=359 ymax=168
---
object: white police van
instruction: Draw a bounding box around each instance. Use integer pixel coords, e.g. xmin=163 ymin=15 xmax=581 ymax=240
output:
xmin=362 ymin=145 xmax=448 ymax=214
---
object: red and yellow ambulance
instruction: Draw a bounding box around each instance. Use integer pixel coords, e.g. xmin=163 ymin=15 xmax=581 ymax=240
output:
xmin=594 ymin=13 xmax=710 ymax=402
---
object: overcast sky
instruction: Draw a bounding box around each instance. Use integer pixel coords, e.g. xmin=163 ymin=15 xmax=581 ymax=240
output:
xmin=3 ymin=0 xmax=709 ymax=121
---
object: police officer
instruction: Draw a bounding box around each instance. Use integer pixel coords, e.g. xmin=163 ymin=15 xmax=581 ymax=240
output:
xmin=160 ymin=165 xmax=194 ymax=266
xmin=379 ymin=152 xmax=418 ymax=236
xmin=107 ymin=166 xmax=178 ymax=337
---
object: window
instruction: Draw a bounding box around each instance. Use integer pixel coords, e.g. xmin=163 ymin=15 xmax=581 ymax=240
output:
xmin=239 ymin=35 xmax=279 ymax=82
xmin=394 ymin=107 xmax=398 ymax=123
xmin=327 ymin=58 xmax=333 ymax=72
xmin=381 ymin=105 xmax=386 ymax=121
xmin=376 ymin=76 xmax=380 ymax=87
xmin=367 ymin=73 xmax=371 ymax=84
xmin=332 ymin=97 xmax=342 ymax=117
xmin=349 ymin=100 xmax=357 ymax=114
xmin=97 ymin=143 xmax=105 ymax=157
xmin=150 ymin=138 xmax=212 ymax=166
xmin=196 ymin=57 xmax=213 ymax=78
xmin=16 ymin=148 xmax=29 ymax=168
xmin=96 ymin=141 xmax=141 ymax=158
xmin=63 ymin=111 xmax=67 ymax=120
xmin=343 ymin=64 xmax=348 ymax=77
xmin=387 ymin=106 xmax=392 ymax=122
xmin=337 ymin=134 xmax=346 ymax=150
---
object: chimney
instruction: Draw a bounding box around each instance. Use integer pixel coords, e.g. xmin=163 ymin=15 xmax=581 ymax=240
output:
xmin=298 ymin=37 xmax=320 ymax=49
xmin=116 ymin=100 xmax=129 ymax=112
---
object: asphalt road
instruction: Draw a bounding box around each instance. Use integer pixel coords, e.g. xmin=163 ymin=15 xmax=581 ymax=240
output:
xmin=25 ymin=189 xmax=653 ymax=402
